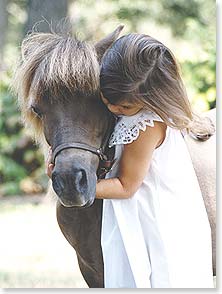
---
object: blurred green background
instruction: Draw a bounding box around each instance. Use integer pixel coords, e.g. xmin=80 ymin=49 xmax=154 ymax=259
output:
xmin=0 ymin=0 xmax=216 ymax=197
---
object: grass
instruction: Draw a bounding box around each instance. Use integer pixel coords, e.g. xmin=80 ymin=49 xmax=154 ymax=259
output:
xmin=0 ymin=195 xmax=216 ymax=289
xmin=0 ymin=195 xmax=88 ymax=288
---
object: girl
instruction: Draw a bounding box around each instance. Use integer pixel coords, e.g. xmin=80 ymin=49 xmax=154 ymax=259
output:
xmin=47 ymin=33 xmax=214 ymax=288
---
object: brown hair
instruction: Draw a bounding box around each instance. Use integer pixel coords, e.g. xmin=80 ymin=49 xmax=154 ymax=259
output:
xmin=100 ymin=33 xmax=215 ymax=139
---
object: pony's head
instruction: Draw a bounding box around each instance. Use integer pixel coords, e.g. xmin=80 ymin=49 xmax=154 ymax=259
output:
xmin=13 ymin=26 xmax=123 ymax=207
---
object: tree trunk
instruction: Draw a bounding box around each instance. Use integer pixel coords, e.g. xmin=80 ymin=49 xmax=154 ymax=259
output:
xmin=24 ymin=0 xmax=68 ymax=35
xmin=0 ymin=0 xmax=8 ymax=64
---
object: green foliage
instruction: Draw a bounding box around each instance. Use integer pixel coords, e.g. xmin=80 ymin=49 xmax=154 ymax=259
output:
xmin=0 ymin=70 xmax=45 ymax=196
xmin=154 ymin=0 xmax=211 ymax=36
xmin=182 ymin=46 xmax=216 ymax=111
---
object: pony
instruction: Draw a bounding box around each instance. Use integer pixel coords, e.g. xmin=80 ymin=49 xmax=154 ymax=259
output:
xmin=13 ymin=26 xmax=216 ymax=287
xmin=184 ymin=108 xmax=216 ymax=277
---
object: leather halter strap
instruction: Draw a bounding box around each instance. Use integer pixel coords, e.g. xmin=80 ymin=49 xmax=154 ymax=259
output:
xmin=52 ymin=142 xmax=107 ymax=164
xmin=51 ymin=113 xmax=116 ymax=179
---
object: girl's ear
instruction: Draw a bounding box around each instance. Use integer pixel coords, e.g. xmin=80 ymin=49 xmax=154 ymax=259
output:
xmin=95 ymin=25 xmax=124 ymax=63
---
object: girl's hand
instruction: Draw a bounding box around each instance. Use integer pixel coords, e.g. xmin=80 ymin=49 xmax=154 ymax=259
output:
xmin=46 ymin=147 xmax=54 ymax=178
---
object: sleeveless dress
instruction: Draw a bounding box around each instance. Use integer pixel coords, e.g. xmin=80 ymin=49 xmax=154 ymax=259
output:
xmin=101 ymin=109 xmax=214 ymax=288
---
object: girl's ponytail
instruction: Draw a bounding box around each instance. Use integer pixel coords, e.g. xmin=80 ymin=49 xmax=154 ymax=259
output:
xmin=189 ymin=112 xmax=215 ymax=141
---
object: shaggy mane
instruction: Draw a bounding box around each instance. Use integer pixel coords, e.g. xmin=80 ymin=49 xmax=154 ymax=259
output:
xmin=13 ymin=31 xmax=100 ymax=144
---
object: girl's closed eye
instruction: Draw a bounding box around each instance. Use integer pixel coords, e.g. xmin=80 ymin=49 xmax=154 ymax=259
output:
xmin=121 ymin=105 xmax=132 ymax=110
xmin=100 ymin=94 xmax=143 ymax=116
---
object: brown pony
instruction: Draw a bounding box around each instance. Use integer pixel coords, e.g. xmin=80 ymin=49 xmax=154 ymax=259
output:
xmin=13 ymin=26 xmax=216 ymax=287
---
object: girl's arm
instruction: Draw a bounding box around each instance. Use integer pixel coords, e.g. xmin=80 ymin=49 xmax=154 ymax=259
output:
xmin=96 ymin=121 xmax=167 ymax=199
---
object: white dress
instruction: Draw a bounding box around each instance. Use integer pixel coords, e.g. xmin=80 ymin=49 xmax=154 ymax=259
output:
xmin=101 ymin=110 xmax=214 ymax=288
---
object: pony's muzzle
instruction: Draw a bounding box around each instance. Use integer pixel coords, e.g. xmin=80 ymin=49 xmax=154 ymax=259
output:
xmin=51 ymin=167 xmax=94 ymax=207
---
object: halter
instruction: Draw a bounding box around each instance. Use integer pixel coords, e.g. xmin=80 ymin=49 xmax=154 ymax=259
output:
xmin=51 ymin=114 xmax=116 ymax=179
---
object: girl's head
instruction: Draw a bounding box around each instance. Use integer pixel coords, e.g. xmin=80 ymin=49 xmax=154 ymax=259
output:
xmin=100 ymin=93 xmax=143 ymax=116
xmin=100 ymin=33 xmax=215 ymax=137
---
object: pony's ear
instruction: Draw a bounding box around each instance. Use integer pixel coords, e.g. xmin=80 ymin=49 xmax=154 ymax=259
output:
xmin=95 ymin=25 xmax=124 ymax=62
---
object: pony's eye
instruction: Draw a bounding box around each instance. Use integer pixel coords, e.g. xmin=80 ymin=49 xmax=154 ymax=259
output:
xmin=31 ymin=106 xmax=42 ymax=118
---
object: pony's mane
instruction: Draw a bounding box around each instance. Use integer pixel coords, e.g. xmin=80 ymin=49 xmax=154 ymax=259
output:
xmin=13 ymin=31 xmax=100 ymax=144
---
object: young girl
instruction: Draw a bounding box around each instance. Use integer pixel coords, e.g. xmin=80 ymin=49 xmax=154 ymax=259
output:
xmin=47 ymin=34 xmax=214 ymax=288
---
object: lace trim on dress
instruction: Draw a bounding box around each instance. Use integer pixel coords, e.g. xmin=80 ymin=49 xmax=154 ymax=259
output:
xmin=109 ymin=111 xmax=163 ymax=147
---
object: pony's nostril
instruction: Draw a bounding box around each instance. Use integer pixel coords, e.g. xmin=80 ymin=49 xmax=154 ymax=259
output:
xmin=74 ymin=169 xmax=87 ymax=191
xmin=52 ymin=172 xmax=65 ymax=196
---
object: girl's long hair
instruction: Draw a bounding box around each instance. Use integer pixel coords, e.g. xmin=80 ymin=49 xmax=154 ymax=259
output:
xmin=100 ymin=33 xmax=215 ymax=140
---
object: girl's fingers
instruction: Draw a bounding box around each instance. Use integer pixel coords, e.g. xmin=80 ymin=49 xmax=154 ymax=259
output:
xmin=46 ymin=163 xmax=54 ymax=178
xmin=49 ymin=163 xmax=54 ymax=177
xmin=46 ymin=147 xmax=54 ymax=178
xmin=46 ymin=147 xmax=53 ymax=164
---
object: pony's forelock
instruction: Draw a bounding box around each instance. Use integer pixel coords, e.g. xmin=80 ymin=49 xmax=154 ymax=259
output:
xmin=13 ymin=31 xmax=100 ymax=141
